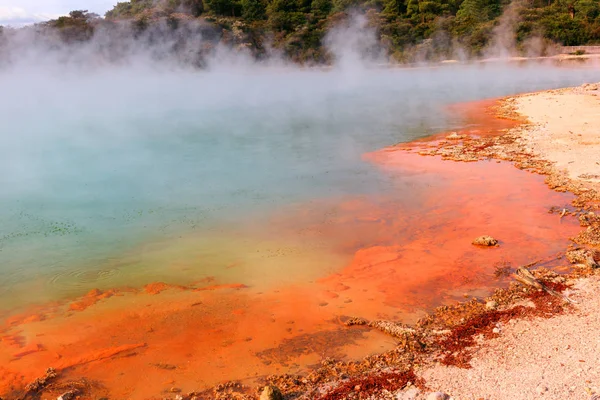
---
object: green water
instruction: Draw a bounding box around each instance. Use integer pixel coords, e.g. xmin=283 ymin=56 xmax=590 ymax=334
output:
xmin=1 ymin=63 xmax=599 ymax=312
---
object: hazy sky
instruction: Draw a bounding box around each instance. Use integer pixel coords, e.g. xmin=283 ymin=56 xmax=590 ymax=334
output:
xmin=0 ymin=0 xmax=115 ymax=26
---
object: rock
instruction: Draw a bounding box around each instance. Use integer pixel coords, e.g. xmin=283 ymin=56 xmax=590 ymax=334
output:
xmin=485 ymin=300 xmax=498 ymax=310
xmin=472 ymin=235 xmax=499 ymax=246
xmin=397 ymin=388 xmax=420 ymax=400
xmin=426 ymin=392 xmax=449 ymax=400
xmin=260 ymin=385 xmax=284 ymax=400
xmin=567 ymin=248 xmax=600 ymax=268
xmin=57 ymin=391 xmax=79 ymax=400
xmin=536 ymin=385 xmax=549 ymax=395
xmin=582 ymin=83 xmax=599 ymax=91
xmin=446 ymin=133 xmax=466 ymax=140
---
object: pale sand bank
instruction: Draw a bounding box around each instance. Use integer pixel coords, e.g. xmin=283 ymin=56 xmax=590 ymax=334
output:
xmin=405 ymin=84 xmax=600 ymax=400
xmin=417 ymin=277 xmax=600 ymax=400
xmin=515 ymin=84 xmax=600 ymax=186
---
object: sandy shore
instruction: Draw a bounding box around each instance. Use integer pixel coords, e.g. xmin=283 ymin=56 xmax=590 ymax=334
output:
xmin=398 ymin=83 xmax=600 ymax=400
xmin=246 ymin=83 xmax=600 ymax=400
xmin=515 ymin=85 xmax=600 ymax=186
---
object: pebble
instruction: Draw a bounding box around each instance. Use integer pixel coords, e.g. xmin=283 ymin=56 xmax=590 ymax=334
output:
xmin=260 ymin=385 xmax=284 ymax=400
xmin=536 ymin=385 xmax=548 ymax=395
xmin=426 ymin=392 xmax=450 ymax=400
xmin=472 ymin=235 xmax=499 ymax=246
xmin=486 ymin=301 xmax=498 ymax=310
xmin=397 ymin=388 xmax=420 ymax=400
xmin=446 ymin=133 xmax=466 ymax=140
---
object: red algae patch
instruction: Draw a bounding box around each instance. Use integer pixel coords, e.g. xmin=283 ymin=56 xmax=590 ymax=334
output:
xmin=0 ymin=96 xmax=589 ymax=399
xmin=194 ymin=283 xmax=249 ymax=291
xmin=315 ymin=370 xmax=423 ymax=400
xmin=404 ymin=98 xmax=521 ymax=146
xmin=437 ymin=280 xmax=570 ymax=369
xmin=67 ymin=288 xmax=116 ymax=312
xmin=269 ymin=151 xmax=580 ymax=319
xmin=0 ymin=283 xmax=392 ymax=399
xmin=0 ymin=151 xmax=581 ymax=399
xmin=144 ymin=282 xmax=189 ymax=295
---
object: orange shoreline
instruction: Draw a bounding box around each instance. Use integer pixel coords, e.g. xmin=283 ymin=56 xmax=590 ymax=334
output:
xmin=0 ymin=97 xmax=585 ymax=399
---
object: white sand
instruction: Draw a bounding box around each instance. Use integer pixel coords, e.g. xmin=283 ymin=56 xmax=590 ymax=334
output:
xmin=406 ymin=84 xmax=600 ymax=400
xmin=514 ymin=85 xmax=600 ymax=185
xmin=418 ymin=276 xmax=600 ymax=400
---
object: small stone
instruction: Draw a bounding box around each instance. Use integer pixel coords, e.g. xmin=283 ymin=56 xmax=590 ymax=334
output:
xmin=486 ymin=300 xmax=498 ymax=310
xmin=426 ymin=392 xmax=449 ymax=400
xmin=260 ymin=385 xmax=284 ymax=400
xmin=170 ymin=387 xmax=182 ymax=393
xmin=57 ymin=391 xmax=79 ymax=400
xmin=492 ymin=327 xmax=501 ymax=334
xmin=446 ymin=133 xmax=465 ymax=140
xmin=397 ymin=388 xmax=420 ymax=400
xmin=472 ymin=236 xmax=499 ymax=246
xmin=536 ymin=385 xmax=548 ymax=394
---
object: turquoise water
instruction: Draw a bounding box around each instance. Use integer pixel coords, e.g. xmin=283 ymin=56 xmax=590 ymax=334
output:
xmin=2 ymin=63 xmax=600 ymax=311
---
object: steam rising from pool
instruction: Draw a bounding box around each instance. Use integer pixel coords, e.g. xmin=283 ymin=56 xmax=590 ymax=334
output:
xmin=2 ymin=63 xmax=600 ymax=311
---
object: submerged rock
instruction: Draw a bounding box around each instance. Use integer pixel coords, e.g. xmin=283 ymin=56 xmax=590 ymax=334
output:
xmin=472 ymin=235 xmax=499 ymax=246
xmin=260 ymin=385 xmax=284 ymax=400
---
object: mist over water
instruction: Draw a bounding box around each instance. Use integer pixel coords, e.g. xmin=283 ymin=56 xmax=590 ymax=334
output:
xmin=2 ymin=61 xmax=600 ymax=311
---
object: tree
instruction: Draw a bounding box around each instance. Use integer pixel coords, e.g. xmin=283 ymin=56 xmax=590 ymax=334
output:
xmin=46 ymin=10 xmax=98 ymax=42
xmin=267 ymin=0 xmax=305 ymax=30
xmin=205 ymin=0 xmax=242 ymax=15
xmin=165 ymin=0 xmax=205 ymax=16
xmin=311 ymin=0 xmax=333 ymax=16
xmin=105 ymin=0 xmax=154 ymax=19
xmin=242 ymin=0 xmax=266 ymax=20
xmin=382 ymin=0 xmax=404 ymax=19
xmin=542 ymin=11 xmax=588 ymax=44
xmin=574 ymin=0 xmax=599 ymax=20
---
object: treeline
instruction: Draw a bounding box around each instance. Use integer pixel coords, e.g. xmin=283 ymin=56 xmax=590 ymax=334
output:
xmin=2 ymin=0 xmax=600 ymax=65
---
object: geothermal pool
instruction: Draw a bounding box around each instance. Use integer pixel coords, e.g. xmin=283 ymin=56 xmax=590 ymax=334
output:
xmin=1 ymin=63 xmax=600 ymax=397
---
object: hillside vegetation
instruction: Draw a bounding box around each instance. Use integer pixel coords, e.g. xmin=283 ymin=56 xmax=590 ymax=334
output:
xmin=2 ymin=0 xmax=600 ymax=64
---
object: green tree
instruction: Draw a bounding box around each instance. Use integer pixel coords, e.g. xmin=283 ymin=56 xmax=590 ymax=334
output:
xmin=456 ymin=0 xmax=491 ymax=21
xmin=406 ymin=0 xmax=419 ymax=17
xmin=542 ymin=12 xmax=588 ymax=44
xmin=47 ymin=10 xmax=98 ymax=42
xmin=165 ymin=0 xmax=205 ymax=16
xmin=205 ymin=0 xmax=242 ymax=15
xmin=332 ymin=0 xmax=362 ymax=12
xmin=311 ymin=0 xmax=333 ymax=16
xmin=242 ymin=0 xmax=266 ymax=20
xmin=574 ymin=0 xmax=599 ymax=20
xmin=267 ymin=0 xmax=305 ymax=30
xmin=105 ymin=0 xmax=153 ymax=18
xmin=382 ymin=0 xmax=405 ymax=19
